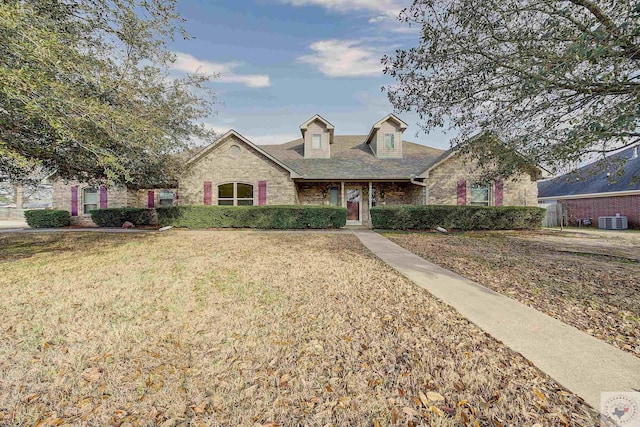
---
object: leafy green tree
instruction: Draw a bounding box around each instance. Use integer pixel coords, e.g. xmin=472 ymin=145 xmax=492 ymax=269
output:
xmin=0 ymin=0 xmax=215 ymax=186
xmin=384 ymin=0 xmax=640 ymax=175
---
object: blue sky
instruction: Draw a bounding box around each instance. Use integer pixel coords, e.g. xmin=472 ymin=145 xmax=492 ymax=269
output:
xmin=168 ymin=0 xmax=452 ymax=149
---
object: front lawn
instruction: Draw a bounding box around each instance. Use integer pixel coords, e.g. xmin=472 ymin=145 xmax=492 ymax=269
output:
xmin=384 ymin=229 xmax=640 ymax=358
xmin=0 ymin=231 xmax=598 ymax=425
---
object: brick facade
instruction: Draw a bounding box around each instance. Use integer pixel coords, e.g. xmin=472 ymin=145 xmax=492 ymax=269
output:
xmin=50 ymin=132 xmax=540 ymax=228
xmin=560 ymin=194 xmax=640 ymax=228
xmin=427 ymin=155 xmax=538 ymax=206
xmin=52 ymin=180 xmax=131 ymax=225
xmin=179 ymin=134 xmax=297 ymax=206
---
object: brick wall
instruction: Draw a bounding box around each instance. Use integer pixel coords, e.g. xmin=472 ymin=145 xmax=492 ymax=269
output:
xmin=560 ymin=195 xmax=640 ymax=227
xmin=179 ymin=134 xmax=297 ymax=206
xmin=51 ymin=179 xmax=130 ymax=225
xmin=427 ymin=154 xmax=538 ymax=206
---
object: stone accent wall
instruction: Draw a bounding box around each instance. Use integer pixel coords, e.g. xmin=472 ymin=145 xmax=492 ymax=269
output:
xmin=51 ymin=179 xmax=130 ymax=225
xmin=426 ymin=155 xmax=538 ymax=206
xmin=560 ymin=194 xmax=640 ymax=228
xmin=179 ymin=134 xmax=297 ymax=206
xmin=374 ymin=182 xmax=425 ymax=206
xmin=296 ymin=182 xmax=341 ymax=206
xmin=296 ymin=181 xmax=424 ymax=226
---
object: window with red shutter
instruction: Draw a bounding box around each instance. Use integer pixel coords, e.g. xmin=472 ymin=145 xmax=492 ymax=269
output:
xmin=258 ymin=181 xmax=267 ymax=206
xmin=204 ymin=181 xmax=212 ymax=205
xmin=457 ymin=180 xmax=467 ymax=206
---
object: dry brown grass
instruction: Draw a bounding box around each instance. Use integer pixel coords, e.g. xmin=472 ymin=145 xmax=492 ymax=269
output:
xmin=385 ymin=229 xmax=640 ymax=359
xmin=0 ymin=231 xmax=599 ymax=426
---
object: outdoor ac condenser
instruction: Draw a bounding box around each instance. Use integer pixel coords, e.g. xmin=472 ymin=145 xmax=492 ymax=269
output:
xmin=598 ymin=216 xmax=628 ymax=230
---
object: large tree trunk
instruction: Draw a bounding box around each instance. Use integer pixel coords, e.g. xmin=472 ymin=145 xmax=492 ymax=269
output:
xmin=14 ymin=185 xmax=24 ymax=209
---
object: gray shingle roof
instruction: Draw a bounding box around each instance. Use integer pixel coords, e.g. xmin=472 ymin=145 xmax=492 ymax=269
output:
xmin=538 ymin=146 xmax=640 ymax=198
xmin=260 ymin=135 xmax=445 ymax=179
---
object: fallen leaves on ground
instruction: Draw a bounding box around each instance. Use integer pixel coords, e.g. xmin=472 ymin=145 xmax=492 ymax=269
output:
xmin=0 ymin=231 xmax=600 ymax=425
xmin=386 ymin=229 xmax=640 ymax=357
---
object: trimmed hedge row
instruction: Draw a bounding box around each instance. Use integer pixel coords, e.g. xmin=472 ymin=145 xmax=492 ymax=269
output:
xmin=24 ymin=209 xmax=71 ymax=228
xmin=371 ymin=205 xmax=545 ymax=231
xmin=156 ymin=205 xmax=347 ymax=229
xmin=90 ymin=208 xmax=154 ymax=227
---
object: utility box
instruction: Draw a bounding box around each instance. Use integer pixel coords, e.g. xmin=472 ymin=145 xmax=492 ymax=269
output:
xmin=598 ymin=216 xmax=628 ymax=230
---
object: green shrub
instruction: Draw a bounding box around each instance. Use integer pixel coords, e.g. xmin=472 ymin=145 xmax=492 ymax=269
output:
xmin=370 ymin=205 xmax=545 ymax=231
xmin=90 ymin=208 xmax=153 ymax=227
xmin=24 ymin=209 xmax=71 ymax=228
xmin=156 ymin=205 xmax=347 ymax=229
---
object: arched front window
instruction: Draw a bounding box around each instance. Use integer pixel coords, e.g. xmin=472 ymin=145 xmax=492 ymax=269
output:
xmin=469 ymin=183 xmax=491 ymax=206
xmin=83 ymin=187 xmax=98 ymax=214
xmin=218 ymin=183 xmax=254 ymax=206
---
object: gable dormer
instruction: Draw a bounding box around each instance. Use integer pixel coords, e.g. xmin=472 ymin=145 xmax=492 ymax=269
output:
xmin=300 ymin=114 xmax=334 ymax=159
xmin=366 ymin=114 xmax=408 ymax=159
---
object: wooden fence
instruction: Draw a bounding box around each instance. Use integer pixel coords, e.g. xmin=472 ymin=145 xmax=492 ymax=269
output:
xmin=539 ymin=203 xmax=566 ymax=228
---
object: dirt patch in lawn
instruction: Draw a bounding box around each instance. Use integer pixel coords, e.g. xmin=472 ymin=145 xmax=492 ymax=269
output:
xmin=0 ymin=231 xmax=600 ymax=426
xmin=385 ymin=229 xmax=640 ymax=358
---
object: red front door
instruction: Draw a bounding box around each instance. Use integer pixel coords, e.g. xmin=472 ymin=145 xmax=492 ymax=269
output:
xmin=346 ymin=188 xmax=360 ymax=221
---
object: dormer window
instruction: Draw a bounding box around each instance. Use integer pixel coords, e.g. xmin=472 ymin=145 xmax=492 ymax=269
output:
xmin=312 ymin=134 xmax=322 ymax=149
xmin=384 ymin=133 xmax=395 ymax=149
xmin=300 ymin=114 xmax=334 ymax=159
xmin=366 ymin=114 xmax=407 ymax=158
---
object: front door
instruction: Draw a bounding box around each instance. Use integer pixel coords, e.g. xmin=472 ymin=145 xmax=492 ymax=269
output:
xmin=346 ymin=187 xmax=361 ymax=223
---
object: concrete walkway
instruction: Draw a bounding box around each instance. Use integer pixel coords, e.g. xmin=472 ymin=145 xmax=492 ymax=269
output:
xmin=353 ymin=229 xmax=640 ymax=409
xmin=0 ymin=220 xmax=28 ymax=230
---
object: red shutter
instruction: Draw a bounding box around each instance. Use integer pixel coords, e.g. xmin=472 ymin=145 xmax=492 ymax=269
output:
xmin=494 ymin=180 xmax=504 ymax=206
xmin=147 ymin=190 xmax=155 ymax=208
xmin=457 ymin=180 xmax=467 ymax=206
xmin=258 ymin=180 xmax=267 ymax=206
xmin=204 ymin=181 xmax=212 ymax=205
xmin=71 ymin=186 xmax=78 ymax=216
xmin=99 ymin=186 xmax=108 ymax=209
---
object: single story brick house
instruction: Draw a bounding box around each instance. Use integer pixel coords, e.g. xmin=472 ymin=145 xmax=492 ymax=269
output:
xmin=537 ymin=145 xmax=640 ymax=227
xmin=52 ymin=114 xmax=539 ymax=226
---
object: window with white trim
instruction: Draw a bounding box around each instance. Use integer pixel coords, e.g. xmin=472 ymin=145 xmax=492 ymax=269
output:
xmin=384 ymin=133 xmax=395 ymax=149
xmin=83 ymin=187 xmax=98 ymax=214
xmin=311 ymin=133 xmax=322 ymax=149
xmin=470 ymin=183 xmax=491 ymax=206
xmin=159 ymin=190 xmax=174 ymax=207
xmin=218 ymin=183 xmax=254 ymax=206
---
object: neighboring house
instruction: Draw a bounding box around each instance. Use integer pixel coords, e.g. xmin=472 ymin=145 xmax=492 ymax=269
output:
xmin=52 ymin=114 xmax=540 ymax=226
xmin=538 ymin=145 xmax=640 ymax=227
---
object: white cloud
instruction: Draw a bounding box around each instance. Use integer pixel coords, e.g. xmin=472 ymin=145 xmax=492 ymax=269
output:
xmin=284 ymin=0 xmax=403 ymax=18
xmin=170 ymin=52 xmax=271 ymax=88
xmin=298 ymin=39 xmax=384 ymax=78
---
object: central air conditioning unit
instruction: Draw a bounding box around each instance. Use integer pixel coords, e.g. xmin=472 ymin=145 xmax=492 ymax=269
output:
xmin=598 ymin=216 xmax=628 ymax=230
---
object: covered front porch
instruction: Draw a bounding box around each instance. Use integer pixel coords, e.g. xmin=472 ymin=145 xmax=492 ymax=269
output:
xmin=295 ymin=180 xmax=426 ymax=227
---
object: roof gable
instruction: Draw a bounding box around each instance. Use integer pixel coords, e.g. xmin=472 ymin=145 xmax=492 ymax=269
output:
xmin=186 ymin=130 xmax=302 ymax=178
xmin=299 ymin=114 xmax=335 ymax=144
xmin=366 ymin=114 xmax=409 ymax=145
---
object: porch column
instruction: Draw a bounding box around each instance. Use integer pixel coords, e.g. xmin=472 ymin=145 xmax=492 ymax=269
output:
xmin=341 ymin=181 xmax=345 ymax=207
xmin=368 ymin=181 xmax=372 ymax=209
